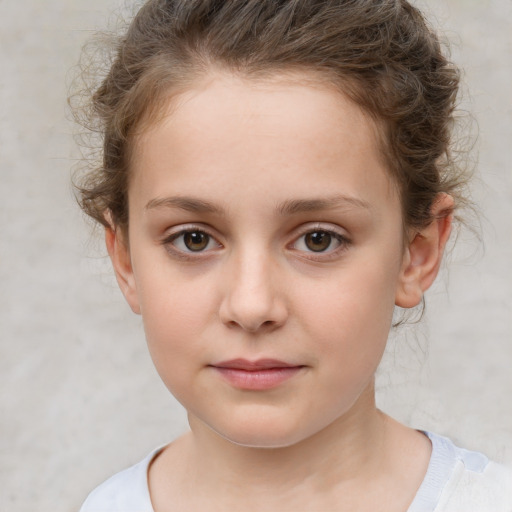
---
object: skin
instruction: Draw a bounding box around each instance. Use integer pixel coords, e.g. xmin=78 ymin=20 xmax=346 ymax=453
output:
xmin=107 ymin=72 xmax=453 ymax=511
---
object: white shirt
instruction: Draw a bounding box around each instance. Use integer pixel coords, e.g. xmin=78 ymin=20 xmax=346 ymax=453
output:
xmin=80 ymin=432 xmax=512 ymax=511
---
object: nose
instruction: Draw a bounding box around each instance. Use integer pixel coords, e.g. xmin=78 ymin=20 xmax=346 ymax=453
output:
xmin=219 ymin=249 xmax=288 ymax=333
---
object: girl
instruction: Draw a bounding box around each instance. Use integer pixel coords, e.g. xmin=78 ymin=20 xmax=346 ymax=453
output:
xmin=75 ymin=0 xmax=511 ymax=510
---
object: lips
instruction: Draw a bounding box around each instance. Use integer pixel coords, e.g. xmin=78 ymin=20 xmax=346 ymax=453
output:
xmin=210 ymin=359 xmax=305 ymax=390
xmin=213 ymin=358 xmax=299 ymax=370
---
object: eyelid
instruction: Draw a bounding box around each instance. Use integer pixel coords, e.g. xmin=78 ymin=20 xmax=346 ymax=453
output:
xmin=161 ymin=224 xmax=222 ymax=258
xmin=159 ymin=222 xmax=351 ymax=261
xmin=288 ymin=223 xmax=351 ymax=260
xmin=291 ymin=222 xmax=349 ymax=240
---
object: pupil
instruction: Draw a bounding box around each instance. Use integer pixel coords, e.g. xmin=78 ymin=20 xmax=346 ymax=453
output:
xmin=305 ymin=232 xmax=331 ymax=252
xmin=184 ymin=232 xmax=208 ymax=251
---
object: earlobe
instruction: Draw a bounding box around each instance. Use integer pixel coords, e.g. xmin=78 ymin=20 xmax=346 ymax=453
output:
xmin=395 ymin=194 xmax=454 ymax=309
xmin=105 ymin=227 xmax=141 ymax=315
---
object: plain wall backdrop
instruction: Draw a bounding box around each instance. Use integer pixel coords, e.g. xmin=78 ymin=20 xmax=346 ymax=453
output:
xmin=1 ymin=0 xmax=511 ymax=510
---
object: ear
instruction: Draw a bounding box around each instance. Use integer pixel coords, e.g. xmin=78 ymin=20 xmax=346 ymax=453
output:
xmin=395 ymin=193 xmax=454 ymax=309
xmin=105 ymin=225 xmax=141 ymax=315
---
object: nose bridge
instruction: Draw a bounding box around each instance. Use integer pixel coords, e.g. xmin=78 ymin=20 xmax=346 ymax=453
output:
xmin=220 ymin=242 xmax=287 ymax=332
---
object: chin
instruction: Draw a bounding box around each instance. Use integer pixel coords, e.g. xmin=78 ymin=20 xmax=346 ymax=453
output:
xmin=205 ymin=414 xmax=317 ymax=450
xmin=219 ymin=430 xmax=305 ymax=449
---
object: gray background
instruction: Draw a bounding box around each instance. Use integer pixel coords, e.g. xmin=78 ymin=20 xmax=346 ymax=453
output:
xmin=1 ymin=0 xmax=511 ymax=510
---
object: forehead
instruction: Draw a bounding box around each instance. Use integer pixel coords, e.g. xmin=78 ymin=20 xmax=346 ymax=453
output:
xmin=133 ymin=71 xmax=383 ymax=152
xmin=129 ymin=71 xmax=398 ymax=214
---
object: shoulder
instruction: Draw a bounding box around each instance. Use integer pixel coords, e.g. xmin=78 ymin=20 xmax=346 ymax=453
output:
xmin=438 ymin=457 xmax=512 ymax=512
xmin=410 ymin=431 xmax=512 ymax=512
xmin=79 ymin=447 xmax=163 ymax=512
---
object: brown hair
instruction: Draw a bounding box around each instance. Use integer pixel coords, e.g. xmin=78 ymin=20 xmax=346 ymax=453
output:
xmin=73 ymin=0 xmax=468 ymax=235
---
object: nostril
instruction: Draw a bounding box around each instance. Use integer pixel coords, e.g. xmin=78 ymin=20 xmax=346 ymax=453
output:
xmin=250 ymin=319 xmax=280 ymax=333
xmin=224 ymin=318 xmax=277 ymax=333
xmin=218 ymin=284 xmax=288 ymax=333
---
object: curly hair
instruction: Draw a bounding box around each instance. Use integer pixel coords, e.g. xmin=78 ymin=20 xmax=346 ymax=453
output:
xmin=73 ymin=0 xmax=468 ymax=236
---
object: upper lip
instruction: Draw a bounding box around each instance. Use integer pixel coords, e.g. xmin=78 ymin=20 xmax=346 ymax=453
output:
xmin=211 ymin=358 xmax=301 ymax=371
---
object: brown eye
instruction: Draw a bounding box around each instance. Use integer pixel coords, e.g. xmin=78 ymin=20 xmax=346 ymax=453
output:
xmin=304 ymin=231 xmax=332 ymax=252
xmin=183 ymin=231 xmax=210 ymax=251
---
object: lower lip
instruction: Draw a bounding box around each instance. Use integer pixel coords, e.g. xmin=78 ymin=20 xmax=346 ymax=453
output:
xmin=212 ymin=367 xmax=304 ymax=390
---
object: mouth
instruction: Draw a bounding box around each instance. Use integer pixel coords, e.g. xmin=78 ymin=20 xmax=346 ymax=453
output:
xmin=209 ymin=359 xmax=305 ymax=390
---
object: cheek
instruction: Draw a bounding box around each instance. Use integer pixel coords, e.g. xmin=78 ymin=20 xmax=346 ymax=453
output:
xmin=141 ymin=291 xmax=207 ymax=347
xmin=301 ymin=262 xmax=398 ymax=332
xmin=295 ymin=256 xmax=400 ymax=368
xmin=132 ymin=263 xmax=217 ymax=374
xmin=132 ymin=243 xmax=215 ymax=327
xmin=141 ymin=298 xmax=208 ymax=404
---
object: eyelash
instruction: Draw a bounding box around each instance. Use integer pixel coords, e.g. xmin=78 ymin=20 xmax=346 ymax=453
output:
xmin=289 ymin=227 xmax=350 ymax=261
xmin=161 ymin=225 xmax=221 ymax=260
xmin=161 ymin=224 xmax=351 ymax=261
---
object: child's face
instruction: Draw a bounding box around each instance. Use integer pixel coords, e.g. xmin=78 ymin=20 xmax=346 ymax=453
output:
xmin=116 ymin=73 xmax=410 ymax=448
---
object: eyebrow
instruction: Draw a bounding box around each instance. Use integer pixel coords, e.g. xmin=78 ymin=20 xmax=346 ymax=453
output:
xmin=145 ymin=194 xmax=371 ymax=215
xmin=277 ymin=195 xmax=372 ymax=215
xmin=145 ymin=196 xmax=225 ymax=215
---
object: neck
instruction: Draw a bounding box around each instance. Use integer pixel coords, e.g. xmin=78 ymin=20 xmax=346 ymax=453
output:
xmin=185 ymin=382 xmax=388 ymax=495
